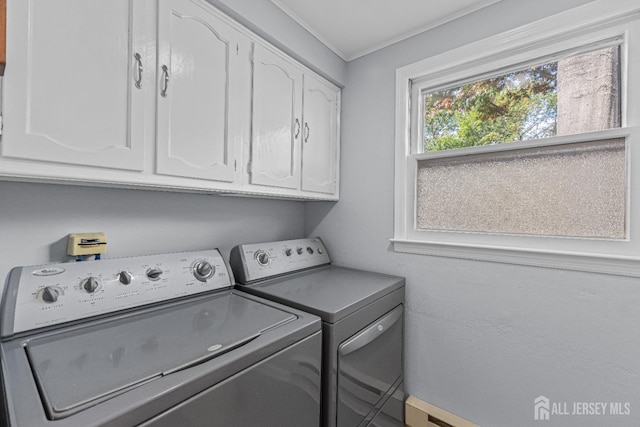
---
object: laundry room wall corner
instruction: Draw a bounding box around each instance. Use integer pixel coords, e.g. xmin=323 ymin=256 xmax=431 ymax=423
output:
xmin=304 ymin=0 xmax=640 ymax=426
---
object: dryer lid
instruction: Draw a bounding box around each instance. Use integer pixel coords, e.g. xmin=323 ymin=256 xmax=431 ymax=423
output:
xmin=25 ymin=291 xmax=296 ymax=420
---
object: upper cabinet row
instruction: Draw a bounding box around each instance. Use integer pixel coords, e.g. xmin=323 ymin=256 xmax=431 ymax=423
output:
xmin=0 ymin=0 xmax=340 ymax=200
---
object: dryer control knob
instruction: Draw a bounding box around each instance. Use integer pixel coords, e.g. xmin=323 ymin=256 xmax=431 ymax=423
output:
xmin=82 ymin=277 xmax=100 ymax=293
xmin=118 ymin=271 xmax=132 ymax=285
xmin=193 ymin=261 xmax=215 ymax=282
xmin=255 ymin=250 xmax=270 ymax=266
xmin=146 ymin=268 xmax=163 ymax=281
xmin=285 ymin=248 xmax=292 ymax=256
xmin=41 ymin=286 xmax=60 ymax=303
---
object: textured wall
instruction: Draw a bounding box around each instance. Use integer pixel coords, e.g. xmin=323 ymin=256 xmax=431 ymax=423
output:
xmin=305 ymin=0 xmax=640 ymax=426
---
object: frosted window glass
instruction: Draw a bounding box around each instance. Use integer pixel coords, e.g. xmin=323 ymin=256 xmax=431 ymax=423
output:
xmin=416 ymin=139 xmax=626 ymax=238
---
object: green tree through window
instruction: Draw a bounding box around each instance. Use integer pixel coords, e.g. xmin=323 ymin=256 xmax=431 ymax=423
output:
xmin=422 ymin=45 xmax=620 ymax=152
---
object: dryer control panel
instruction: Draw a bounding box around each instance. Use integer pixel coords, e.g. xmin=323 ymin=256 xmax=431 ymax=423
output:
xmin=230 ymin=238 xmax=330 ymax=284
xmin=1 ymin=250 xmax=232 ymax=336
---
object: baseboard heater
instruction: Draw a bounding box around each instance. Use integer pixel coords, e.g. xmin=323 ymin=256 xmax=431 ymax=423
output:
xmin=405 ymin=395 xmax=479 ymax=427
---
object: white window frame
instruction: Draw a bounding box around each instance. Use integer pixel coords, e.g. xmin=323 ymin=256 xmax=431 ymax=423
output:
xmin=393 ymin=0 xmax=640 ymax=276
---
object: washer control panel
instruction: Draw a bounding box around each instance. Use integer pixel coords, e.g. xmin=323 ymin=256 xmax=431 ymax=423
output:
xmin=230 ymin=238 xmax=330 ymax=284
xmin=2 ymin=250 xmax=231 ymax=336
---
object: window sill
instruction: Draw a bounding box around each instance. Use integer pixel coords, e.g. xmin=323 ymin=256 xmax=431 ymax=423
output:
xmin=391 ymin=238 xmax=640 ymax=277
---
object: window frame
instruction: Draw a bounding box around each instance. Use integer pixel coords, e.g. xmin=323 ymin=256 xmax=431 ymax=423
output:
xmin=393 ymin=0 xmax=640 ymax=276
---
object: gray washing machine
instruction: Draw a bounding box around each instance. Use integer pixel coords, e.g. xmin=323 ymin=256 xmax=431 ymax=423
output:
xmin=0 ymin=249 xmax=321 ymax=426
xmin=230 ymin=238 xmax=405 ymax=427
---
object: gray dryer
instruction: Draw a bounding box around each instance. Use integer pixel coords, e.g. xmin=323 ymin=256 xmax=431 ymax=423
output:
xmin=231 ymin=238 xmax=405 ymax=427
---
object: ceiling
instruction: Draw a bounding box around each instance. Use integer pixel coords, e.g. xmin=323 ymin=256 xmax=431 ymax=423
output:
xmin=270 ymin=0 xmax=502 ymax=61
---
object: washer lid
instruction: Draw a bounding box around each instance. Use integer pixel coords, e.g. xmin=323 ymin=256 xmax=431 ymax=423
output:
xmin=238 ymin=266 xmax=405 ymax=323
xmin=25 ymin=291 xmax=296 ymax=420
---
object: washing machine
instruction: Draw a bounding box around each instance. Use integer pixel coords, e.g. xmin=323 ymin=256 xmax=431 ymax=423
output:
xmin=0 ymin=249 xmax=321 ymax=426
xmin=230 ymin=238 xmax=405 ymax=427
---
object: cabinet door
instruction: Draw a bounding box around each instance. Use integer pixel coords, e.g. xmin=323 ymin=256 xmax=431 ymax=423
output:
xmin=250 ymin=45 xmax=303 ymax=190
xmin=301 ymin=74 xmax=340 ymax=194
xmin=2 ymin=0 xmax=146 ymax=171
xmin=156 ymin=0 xmax=249 ymax=183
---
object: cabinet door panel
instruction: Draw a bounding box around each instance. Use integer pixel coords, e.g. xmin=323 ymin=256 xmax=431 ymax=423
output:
xmin=2 ymin=0 xmax=146 ymax=170
xmin=250 ymin=45 xmax=302 ymax=190
xmin=156 ymin=0 xmax=248 ymax=183
xmin=302 ymin=75 xmax=339 ymax=194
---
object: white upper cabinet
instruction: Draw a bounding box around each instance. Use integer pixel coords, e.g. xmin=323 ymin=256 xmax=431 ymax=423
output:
xmin=2 ymin=0 xmax=147 ymax=171
xmin=0 ymin=0 xmax=340 ymax=199
xmin=250 ymin=44 xmax=303 ymax=190
xmin=249 ymin=44 xmax=340 ymax=197
xmin=301 ymin=74 xmax=340 ymax=195
xmin=156 ymin=0 xmax=251 ymax=183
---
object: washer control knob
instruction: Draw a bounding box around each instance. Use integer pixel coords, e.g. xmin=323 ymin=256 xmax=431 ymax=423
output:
xmin=285 ymin=248 xmax=292 ymax=256
xmin=82 ymin=277 xmax=100 ymax=293
xmin=255 ymin=250 xmax=270 ymax=266
xmin=118 ymin=271 xmax=133 ymax=285
xmin=146 ymin=268 xmax=163 ymax=281
xmin=41 ymin=286 xmax=60 ymax=303
xmin=296 ymin=247 xmax=303 ymax=255
xmin=306 ymin=247 xmax=314 ymax=254
xmin=318 ymin=248 xmax=324 ymax=254
xmin=193 ymin=261 xmax=215 ymax=282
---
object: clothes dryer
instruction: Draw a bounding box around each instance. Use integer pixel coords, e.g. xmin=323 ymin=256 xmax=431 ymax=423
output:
xmin=231 ymin=238 xmax=405 ymax=427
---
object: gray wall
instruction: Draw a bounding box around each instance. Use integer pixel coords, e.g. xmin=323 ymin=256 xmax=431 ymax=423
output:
xmin=0 ymin=182 xmax=305 ymax=281
xmin=305 ymin=0 xmax=640 ymax=426
xmin=0 ymin=0 xmax=346 ymax=293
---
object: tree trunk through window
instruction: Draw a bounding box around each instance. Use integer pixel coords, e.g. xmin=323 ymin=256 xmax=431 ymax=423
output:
xmin=557 ymin=46 xmax=621 ymax=135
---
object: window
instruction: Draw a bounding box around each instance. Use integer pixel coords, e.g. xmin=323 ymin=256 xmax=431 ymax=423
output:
xmin=393 ymin=0 xmax=640 ymax=276
xmin=422 ymin=45 xmax=621 ymax=153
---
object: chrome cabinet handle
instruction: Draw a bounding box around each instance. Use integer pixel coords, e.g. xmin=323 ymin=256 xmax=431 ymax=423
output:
xmin=134 ymin=53 xmax=143 ymax=89
xmin=294 ymin=119 xmax=301 ymax=139
xmin=304 ymin=122 xmax=310 ymax=143
xmin=160 ymin=65 xmax=169 ymax=98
